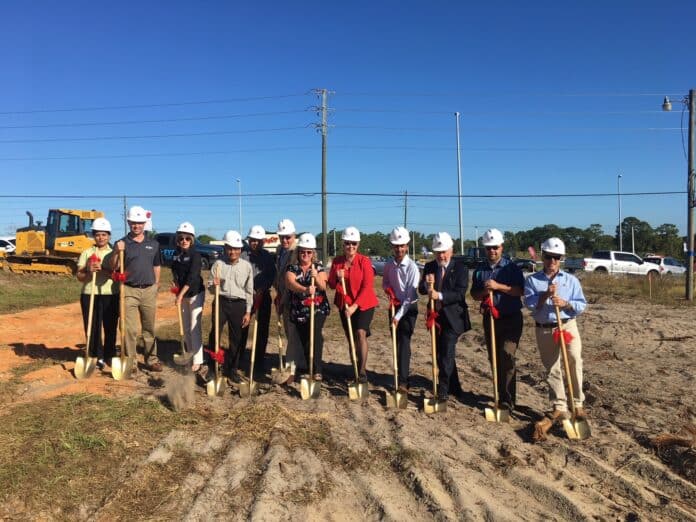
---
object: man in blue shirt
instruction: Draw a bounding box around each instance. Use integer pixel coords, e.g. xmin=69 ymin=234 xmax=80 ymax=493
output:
xmin=471 ymin=228 xmax=525 ymax=412
xmin=524 ymin=237 xmax=588 ymax=442
xmin=382 ymin=226 xmax=420 ymax=392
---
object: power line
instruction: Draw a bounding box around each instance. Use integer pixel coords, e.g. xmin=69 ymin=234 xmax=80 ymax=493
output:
xmin=336 ymin=90 xmax=684 ymax=98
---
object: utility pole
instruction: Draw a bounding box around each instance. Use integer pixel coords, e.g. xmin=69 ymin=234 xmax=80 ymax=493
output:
xmin=617 ymin=174 xmax=623 ymax=251
xmin=688 ymin=90 xmax=695 ymax=300
xmin=313 ymin=88 xmax=331 ymax=264
xmin=403 ymin=190 xmax=408 ymax=227
xmin=122 ymin=195 xmax=127 ymax=235
xmin=237 ymin=178 xmax=242 ymax=233
xmin=455 ymin=112 xmax=464 ymax=255
xmin=631 ymin=226 xmax=635 ymax=254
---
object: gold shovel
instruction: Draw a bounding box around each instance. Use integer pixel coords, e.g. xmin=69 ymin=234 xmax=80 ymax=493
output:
xmin=239 ymin=315 xmax=259 ymax=397
xmin=484 ymin=290 xmax=510 ymax=423
xmin=112 ymin=250 xmax=135 ymax=380
xmin=271 ymin=313 xmax=293 ymax=384
xmin=173 ymin=300 xmax=188 ymax=364
xmin=341 ymin=275 xmax=368 ymax=400
xmin=385 ymin=302 xmax=407 ymax=409
xmin=301 ymin=277 xmax=321 ymax=400
xmin=74 ymin=270 xmax=98 ymax=379
xmin=424 ymin=282 xmax=446 ymax=414
xmin=206 ymin=282 xmax=225 ymax=396
xmin=554 ymin=304 xmax=591 ymax=440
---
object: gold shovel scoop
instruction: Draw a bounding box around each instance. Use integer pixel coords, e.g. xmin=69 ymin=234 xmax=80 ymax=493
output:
xmin=75 ymin=269 xmax=98 ymax=379
xmin=112 ymin=250 xmax=134 ymax=380
xmin=484 ymin=290 xmax=510 ymax=423
xmin=385 ymin=302 xmax=407 ymax=409
xmin=341 ymin=275 xmax=368 ymax=400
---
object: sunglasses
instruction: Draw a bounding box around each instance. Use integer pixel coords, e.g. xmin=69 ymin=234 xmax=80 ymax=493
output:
xmin=177 ymin=236 xmax=193 ymax=243
xmin=280 ymin=235 xmax=293 ymax=241
xmin=485 ymin=245 xmax=501 ymax=251
xmin=343 ymin=241 xmax=358 ymax=247
xmin=299 ymin=250 xmax=314 ymax=255
xmin=543 ymin=254 xmax=561 ymax=261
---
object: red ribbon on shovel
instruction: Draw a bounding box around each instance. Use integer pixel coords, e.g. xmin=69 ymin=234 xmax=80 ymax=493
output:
xmin=170 ymin=285 xmax=180 ymax=295
xmin=385 ymin=287 xmax=401 ymax=309
xmin=480 ymin=295 xmax=500 ymax=319
xmin=335 ymin=282 xmax=353 ymax=307
xmin=111 ymin=271 xmax=127 ymax=282
xmin=553 ymin=328 xmax=574 ymax=345
xmin=205 ymin=348 xmax=225 ymax=364
xmin=426 ymin=309 xmax=441 ymax=333
xmin=302 ymin=294 xmax=324 ymax=306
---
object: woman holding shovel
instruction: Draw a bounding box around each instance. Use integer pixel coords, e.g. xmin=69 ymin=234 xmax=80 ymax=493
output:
xmin=328 ymin=226 xmax=379 ymax=384
xmin=76 ymin=217 xmax=118 ymax=370
xmin=285 ymin=234 xmax=330 ymax=382
xmin=171 ymin=222 xmax=205 ymax=372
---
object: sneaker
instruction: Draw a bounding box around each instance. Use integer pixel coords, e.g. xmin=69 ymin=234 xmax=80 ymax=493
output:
xmin=96 ymin=359 xmax=105 ymax=371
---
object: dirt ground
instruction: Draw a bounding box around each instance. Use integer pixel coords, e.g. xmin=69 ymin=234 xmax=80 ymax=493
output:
xmin=1 ymin=287 xmax=695 ymax=520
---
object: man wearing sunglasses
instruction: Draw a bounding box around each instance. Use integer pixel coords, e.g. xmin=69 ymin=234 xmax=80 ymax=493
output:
xmin=524 ymin=237 xmax=587 ymax=442
xmin=470 ymin=228 xmax=525 ymax=414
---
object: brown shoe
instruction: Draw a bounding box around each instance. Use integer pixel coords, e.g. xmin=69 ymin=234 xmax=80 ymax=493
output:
xmin=574 ymin=407 xmax=588 ymax=420
xmin=147 ymin=362 xmax=163 ymax=372
xmin=532 ymin=410 xmax=568 ymax=443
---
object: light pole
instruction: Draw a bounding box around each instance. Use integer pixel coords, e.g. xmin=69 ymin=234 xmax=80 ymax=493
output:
xmin=617 ymin=174 xmax=623 ymax=251
xmin=455 ymin=112 xmax=464 ymax=255
xmin=236 ymin=178 xmax=242 ymax=233
xmin=663 ymin=90 xmax=695 ymax=301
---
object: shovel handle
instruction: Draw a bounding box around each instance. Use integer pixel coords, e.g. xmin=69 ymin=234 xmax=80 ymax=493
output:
xmin=248 ymin=314 xmax=258 ymax=385
xmin=554 ymin=304 xmax=577 ymax=419
xmin=341 ymin=274 xmax=360 ymax=381
xmin=488 ymin=290 xmax=500 ymax=409
xmin=214 ymin=282 xmax=220 ymax=377
xmin=428 ymin=281 xmax=438 ymax=398
xmin=390 ymin=303 xmax=399 ymax=391
xmin=118 ymin=250 xmax=126 ymax=361
xmin=84 ymin=271 xmax=97 ymax=358
xmin=309 ymin=276 xmax=315 ymax=377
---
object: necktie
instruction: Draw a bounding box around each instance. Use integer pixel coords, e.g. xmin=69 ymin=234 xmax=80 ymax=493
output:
xmin=439 ymin=265 xmax=446 ymax=291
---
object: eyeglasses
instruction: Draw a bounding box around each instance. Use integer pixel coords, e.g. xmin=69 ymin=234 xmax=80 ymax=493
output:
xmin=485 ymin=245 xmax=501 ymax=251
xmin=299 ymin=250 xmax=313 ymax=255
xmin=177 ymin=236 xmax=193 ymax=243
xmin=344 ymin=241 xmax=358 ymax=247
xmin=543 ymin=254 xmax=561 ymax=261
xmin=279 ymin=235 xmax=293 ymax=241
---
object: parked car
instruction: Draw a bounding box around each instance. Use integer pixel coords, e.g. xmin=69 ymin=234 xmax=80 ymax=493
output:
xmin=563 ymin=256 xmax=584 ymax=273
xmin=153 ymin=232 xmax=224 ymax=270
xmin=0 ymin=236 xmax=16 ymax=253
xmin=370 ymin=256 xmax=390 ymax=276
xmin=512 ymin=257 xmax=536 ymax=273
xmin=582 ymin=250 xmax=660 ymax=277
xmin=642 ymin=255 xmax=687 ymax=276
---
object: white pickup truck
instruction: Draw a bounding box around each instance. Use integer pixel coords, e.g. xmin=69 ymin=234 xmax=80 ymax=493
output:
xmin=582 ymin=250 xmax=661 ymax=277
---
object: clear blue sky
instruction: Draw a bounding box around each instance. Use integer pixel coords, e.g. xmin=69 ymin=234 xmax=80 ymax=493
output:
xmin=1 ymin=1 xmax=694 ymax=244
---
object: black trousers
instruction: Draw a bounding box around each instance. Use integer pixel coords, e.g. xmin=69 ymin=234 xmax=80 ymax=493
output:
xmin=239 ymin=290 xmax=271 ymax=377
xmin=388 ymin=304 xmax=418 ymax=387
xmin=434 ymin=321 xmax=462 ymax=399
xmin=482 ymin=312 xmax=522 ymax=407
xmin=295 ymin=313 xmax=326 ymax=375
xmin=206 ymin=297 xmax=248 ymax=376
xmin=80 ymin=293 xmax=119 ymax=361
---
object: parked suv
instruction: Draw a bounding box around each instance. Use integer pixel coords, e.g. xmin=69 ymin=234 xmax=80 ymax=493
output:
xmin=154 ymin=232 xmax=224 ymax=270
xmin=642 ymin=255 xmax=686 ymax=276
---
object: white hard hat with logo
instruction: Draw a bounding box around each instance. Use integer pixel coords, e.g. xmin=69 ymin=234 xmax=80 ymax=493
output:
xmin=389 ymin=226 xmax=410 ymax=245
xmin=342 ymin=226 xmax=361 ymax=242
xmin=277 ymin=219 xmax=296 ymax=235
xmin=127 ymin=205 xmax=147 ymax=222
xmin=247 ymin=225 xmax=266 ymax=240
xmin=432 ymin=232 xmax=454 ymax=252
xmin=297 ymin=233 xmax=317 ymax=249
xmin=482 ymin=228 xmax=504 ymax=246
xmin=176 ymin=222 xmax=195 ymax=236
xmin=223 ymin=230 xmax=243 ymax=248
xmin=92 ymin=217 xmax=112 ymax=233
xmin=541 ymin=237 xmax=566 ymax=256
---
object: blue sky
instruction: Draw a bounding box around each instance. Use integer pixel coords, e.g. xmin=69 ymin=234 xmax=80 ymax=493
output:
xmin=1 ymin=1 xmax=694 ymax=243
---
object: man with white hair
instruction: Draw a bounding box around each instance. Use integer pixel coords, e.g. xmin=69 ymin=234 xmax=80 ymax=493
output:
xmin=418 ymin=232 xmax=471 ymax=402
xmin=524 ymin=237 xmax=588 ymax=442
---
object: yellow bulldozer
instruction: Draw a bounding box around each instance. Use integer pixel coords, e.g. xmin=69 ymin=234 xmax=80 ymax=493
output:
xmin=1 ymin=209 xmax=105 ymax=275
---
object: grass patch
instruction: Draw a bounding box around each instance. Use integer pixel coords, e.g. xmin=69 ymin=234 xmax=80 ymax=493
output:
xmin=580 ymin=272 xmax=694 ymax=306
xmin=0 ymin=394 xmax=195 ymax=519
xmin=0 ymin=359 xmax=57 ymax=404
xmin=0 ymin=270 xmax=81 ymax=313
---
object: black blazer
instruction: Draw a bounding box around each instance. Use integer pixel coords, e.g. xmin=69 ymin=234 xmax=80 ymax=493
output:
xmin=419 ymin=258 xmax=472 ymax=335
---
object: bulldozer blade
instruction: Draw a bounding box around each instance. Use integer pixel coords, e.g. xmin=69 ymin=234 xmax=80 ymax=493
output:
xmin=484 ymin=406 xmax=510 ymax=423
xmin=563 ymin=418 xmax=591 ymax=440
xmin=239 ymin=379 xmax=257 ymax=398
xmin=74 ymin=355 xmax=97 ymax=380
xmin=111 ymin=356 xmax=134 ymax=381
xmin=348 ymin=382 xmax=368 ymax=400
xmin=206 ymin=376 xmax=224 ymax=397
xmin=386 ymin=390 xmax=408 ymax=409
xmin=300 ymin=377 xmax=321 ymax=400
xmin=423 ymin=397 xmax=447 ymax=414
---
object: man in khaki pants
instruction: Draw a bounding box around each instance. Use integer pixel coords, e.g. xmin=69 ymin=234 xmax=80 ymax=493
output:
xmin=524 ymin=237 xmax=587 ymax=441
xmin=111 ymin=206 xmax=163 ymax=372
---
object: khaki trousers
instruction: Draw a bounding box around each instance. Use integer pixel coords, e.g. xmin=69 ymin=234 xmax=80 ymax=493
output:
xmin=534 ymin=318 xmax=583 ymax=412
xmin=124 ymin=285 xmax=158 ymax=364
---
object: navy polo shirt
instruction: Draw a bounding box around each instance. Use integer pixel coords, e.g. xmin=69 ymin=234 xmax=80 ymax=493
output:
xmin=120 ymin=235 xmax=162 ymax=286
xmin=471 ymin=257 xmax=524 ymax=316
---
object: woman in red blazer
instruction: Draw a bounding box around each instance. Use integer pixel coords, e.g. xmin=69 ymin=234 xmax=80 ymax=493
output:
xmin=328 ymin=226 xmax=379 ymax=383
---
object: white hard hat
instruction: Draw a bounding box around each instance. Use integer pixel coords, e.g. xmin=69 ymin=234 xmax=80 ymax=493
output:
xmin=92 ymin=217 xmax=112 ymax=233
xmin=432 ymin=232 xmax=454 ymax=252
xmin=541 ymin=237 xmax=566 ymax=256
xmin=482 ymin=228 xmax=504 ymax=247
xmin=297 ymin=233 xmax=317 ymax=249
xmin=176 ymin=222 xmax=195 ymax=236
xmin=223 ymin=230 xmax=243 ymax=248
xmin=277 ymin=219 xmax=296 ymax=235
xmin=126 ymin=205 xmax=147 ymax=222
xmin=342 ymin=226 xmax=361 ymax=242
xmin=247 ymin=225 xmax=266 ymax=240
xmin=389 ymin=226 xmax=410 ymax=245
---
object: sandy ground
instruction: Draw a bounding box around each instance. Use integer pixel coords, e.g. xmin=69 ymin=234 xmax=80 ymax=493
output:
xmin=1 ymin=287 xmax=695 ymax=520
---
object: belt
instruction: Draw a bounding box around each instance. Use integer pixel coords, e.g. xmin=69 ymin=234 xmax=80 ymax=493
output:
xmin=536 ymin=318 xmax=570 ymax=328
xmin=125 ymin=283 xmax=153 ymax=289
xmin=220 ymin=296 xmax=245 ymax=302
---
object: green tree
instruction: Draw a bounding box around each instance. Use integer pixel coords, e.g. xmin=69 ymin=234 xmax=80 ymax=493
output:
xmin=198 ymin=234 xmax=216 ymax=244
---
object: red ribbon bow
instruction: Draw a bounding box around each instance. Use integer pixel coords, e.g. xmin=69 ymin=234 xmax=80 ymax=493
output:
xmin=336 ymin=282 xmax=354 ymax=306
xmin=205 ymin=349 xmax=225 ymax=364
xmin=426 ymin=309 xmax=441 ymax=333
xmin=170 ymin=285 xmax=180 ymax=295
xmin=88 ymin=253 xmax=100 ymax=263
xmin=480 ymin=295 xmax=500 ymax=319
xmin=302 ymin=294 xmax=324 ymax=306
xmin=385 ymin=287 xmax=401 ymax=309
xmin=111 ymin=271 xmax=127 ymax=282
xmin=553 ymin=328 xmax=574 ymax=345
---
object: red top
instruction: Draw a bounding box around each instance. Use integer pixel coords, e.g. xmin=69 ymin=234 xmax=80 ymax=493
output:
xmin=328 ymin=253 xmax=379 ymax=311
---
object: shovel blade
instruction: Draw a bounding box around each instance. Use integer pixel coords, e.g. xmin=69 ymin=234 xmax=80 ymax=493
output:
xmin=300 ymin=377 xmax=321 ymax=400
xmin=74 ymin=356 xmax=97 ymax=380
xmin=111 ymin=357 xmax=134 ymax=381
xmin=271 ymin=367 xmax=292 ymax=385
xmin=239 ymin=380 xmax=257 ymax=398
xmin=386 ymin=391 xmax=408 ymax=409
xmin=348 ymin=382 xmax=368 ymax=401
xmin=563 ymin=418 xmax=591 ymax=440
xmin=423 ymin=397 xmax=447 ymax=414
xmin=206 ymin=377 xmax=224 ymax=397
xmin=484 ymin=406 xmax=510 ymax=423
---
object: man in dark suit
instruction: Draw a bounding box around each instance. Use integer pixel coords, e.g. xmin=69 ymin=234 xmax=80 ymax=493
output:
xmin=419 ymin=231 xmax=472 ymax=402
